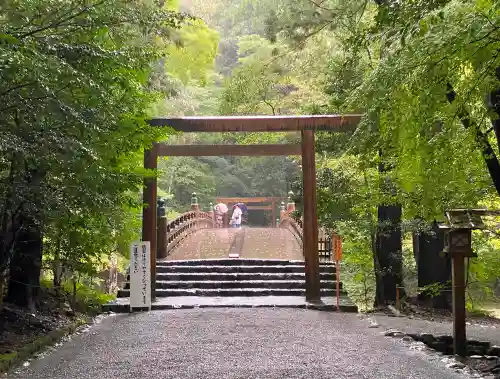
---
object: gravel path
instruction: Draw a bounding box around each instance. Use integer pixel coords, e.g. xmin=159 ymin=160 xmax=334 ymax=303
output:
xmin=9 ymin=309 xmax=471 ymax=379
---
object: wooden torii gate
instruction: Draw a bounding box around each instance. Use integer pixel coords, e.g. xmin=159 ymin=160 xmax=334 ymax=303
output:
xmin=144 ymin=115 xmax=361 ymax=302
xmin=215 ymin=197 xmax=286 ymax=227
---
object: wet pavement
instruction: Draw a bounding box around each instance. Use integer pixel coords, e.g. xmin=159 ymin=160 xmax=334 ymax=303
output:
xmin=166 ymin=228 xmax=303 ymax=261
xmin=9 ymin=309 xmax=470 ymax=379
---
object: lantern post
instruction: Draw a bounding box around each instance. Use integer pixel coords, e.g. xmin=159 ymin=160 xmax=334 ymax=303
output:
xmin=440 ymin=209 xmax=485 ymax=357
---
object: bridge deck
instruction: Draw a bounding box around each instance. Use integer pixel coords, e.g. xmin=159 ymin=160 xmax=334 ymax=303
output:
xmin=165 ymin=227 xmax=303 ymax=261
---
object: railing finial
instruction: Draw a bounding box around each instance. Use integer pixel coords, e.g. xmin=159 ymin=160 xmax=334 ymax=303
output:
xmin=287 ymin=192 xmax=296 ymax=213
xmin=191 ymin=192 xmax=198 ymax=205
xmin=157 ymin=197 xmax=166 ymax=218
xmin=191 ymin=192 xmax=199 ymax=211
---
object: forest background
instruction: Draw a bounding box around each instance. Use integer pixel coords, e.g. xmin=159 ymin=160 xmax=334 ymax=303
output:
xmin=1 ymin=0 xmax=499 ymax=313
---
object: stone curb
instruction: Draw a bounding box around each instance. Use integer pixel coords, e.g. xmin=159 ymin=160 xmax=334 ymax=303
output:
xmin=375 ymin=326 xmax=500 ymax=378
xmin=0 ymin=317 xmax=89 ymax=374
xmin=103 ymin=302 xmax=358 ymax=313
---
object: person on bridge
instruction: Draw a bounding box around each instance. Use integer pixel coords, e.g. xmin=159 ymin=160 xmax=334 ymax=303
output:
xmin=230 ymin=204 xmax=242 ymax=228
xmin=214 ymin=203 xmax=227 ymax=228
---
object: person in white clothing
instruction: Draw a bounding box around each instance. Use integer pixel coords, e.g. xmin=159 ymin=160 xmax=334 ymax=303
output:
xmin=230 ymin=204 xmax=242 ymax=228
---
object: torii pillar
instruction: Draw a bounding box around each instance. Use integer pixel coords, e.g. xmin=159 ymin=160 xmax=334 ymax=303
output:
xmin=301 ymin=130 xmax=321 ymax=302
xmin=142 ymin=143 xmax=158 ymax=302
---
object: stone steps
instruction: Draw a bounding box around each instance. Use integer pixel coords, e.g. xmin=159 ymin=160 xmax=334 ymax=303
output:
xmin=156 ymin=259 xmax=327 ymax=267
xmin=118 ymin=258 xmax=352 ymax=310
xmin=118 ymin=288 xmax=344 ymax=297
xmin=155 ymin=272 xmax=337 ymax=281
xmin=153 ymin=279 xmax=341 ymax=290
xmin=122 ymin=273 xmax=338 ymax=290
xmin=156 ymin=265 xmax=336 ymax=274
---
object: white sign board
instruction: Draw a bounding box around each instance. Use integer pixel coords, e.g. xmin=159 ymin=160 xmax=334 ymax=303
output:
xmin=129 ymin=241 xmax=151 ymax=310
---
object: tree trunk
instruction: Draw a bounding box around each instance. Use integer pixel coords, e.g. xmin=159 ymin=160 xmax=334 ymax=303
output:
xmin=414 ymin=221 xmax=451 ymax=309
xmin=0 ymin=152 xmax=25 ymax=274
xmin=374 ymin=204 xmax=404 ymax=306
xmin=446 ymin=83 xmax=500 ymax=196
xmin=374 ymin=150 xmax=405 ymax=306
xmin=372 ymin=230 xmax=384 ymax=306
xmin=487 ymin=68 xmax=500 ymax=155
xmin=5 ymin=219 xmax=43 ymax=311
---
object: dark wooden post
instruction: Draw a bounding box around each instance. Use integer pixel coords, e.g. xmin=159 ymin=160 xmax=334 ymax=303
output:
xmin=271 ymin=201 xmax=276 ymax=227
xmin=157 ymin=198 xmax=168 ymax=259
xmin=301 ymin=130 xmax=321 ymax=302
xmin=443 ymin=227 xmax=475 ymax=357
xmin=142 ymin=144 xmax=157 ymax=302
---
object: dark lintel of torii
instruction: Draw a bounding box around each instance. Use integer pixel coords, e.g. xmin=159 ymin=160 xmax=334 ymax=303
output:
xmin=148 ymin=114 xmax=362 ymax=133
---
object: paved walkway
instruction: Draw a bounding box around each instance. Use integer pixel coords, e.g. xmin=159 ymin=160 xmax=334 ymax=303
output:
xmin=241 ymin=228 xmax=302 ymax=260
xmin=9 ymin=309 xmax=469 ymax=379
xmin=166 ymin=228 xmax=303 ymax=261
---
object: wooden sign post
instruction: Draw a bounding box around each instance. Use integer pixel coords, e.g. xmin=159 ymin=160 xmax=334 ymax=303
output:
xmin=333 ymin=234 xmax=343 ymax=311
xmin=130 ymin=241 xmax=152 ymax=312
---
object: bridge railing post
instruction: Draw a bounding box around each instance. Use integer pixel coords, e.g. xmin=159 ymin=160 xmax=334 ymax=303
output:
xmin=279 ymin=201 xmax=286 ymax=221
xmin=191 ymin=192 xmax=199 ymax=211
xmin=157 ymin=198 xmax=168 ymax=259
xmin=208 ymin=202 xmax=215 ymax=228
xmin=286 ymin=191 xmax=296 ymax=213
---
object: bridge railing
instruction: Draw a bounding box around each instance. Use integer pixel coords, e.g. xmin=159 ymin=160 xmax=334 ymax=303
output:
xmin=155 ymin=193 xmax=215 ymax=259
xmin=166 ymin=210 xmax=214 ymax=253
xmin=278 ymin=191 xmax=303 ymax=246
xmin=279 ymin=214 xmax=303 ymax=245
xmin=278 ymin=191 xmax=333 ymax=262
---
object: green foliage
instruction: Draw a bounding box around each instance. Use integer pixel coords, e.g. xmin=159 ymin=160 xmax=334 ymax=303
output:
xmin=164 ymin=19 xmax=219 ymax=86
xmin=260 ymin=0 xmax=500 ymax=308
xmin=418 ymin=282 xmax=450 ymax=298
xmin=469 ymin=229 xmax=500 ymax=302
xmin=158 ymin=142 xmax=301 ymax=212
xmin=62 ymin=280 xmax=115 ymax=313
xmin=0 ymin=0 xmax=187 ymax=307
xmin=40 ymin=276 xmax=114 ymax=314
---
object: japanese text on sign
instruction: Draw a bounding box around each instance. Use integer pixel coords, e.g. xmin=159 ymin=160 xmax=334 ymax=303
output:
xmin=130 ymin=241 xmax=151 ymax=310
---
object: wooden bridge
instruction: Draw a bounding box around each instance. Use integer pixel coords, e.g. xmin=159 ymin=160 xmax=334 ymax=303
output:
xmin=115 ymin=193 xmax=356 ymax=311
